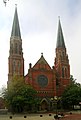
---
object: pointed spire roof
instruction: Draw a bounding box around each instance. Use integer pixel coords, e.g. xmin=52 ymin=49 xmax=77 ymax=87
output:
xmin=11 ymin=5 xmax=21 ymax=38
xmin=56 ymin=17 xmax=65 ymax=48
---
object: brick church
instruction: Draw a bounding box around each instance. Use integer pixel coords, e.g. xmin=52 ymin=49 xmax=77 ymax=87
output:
xmin=8 ymin=7 xmax=70 ymax=110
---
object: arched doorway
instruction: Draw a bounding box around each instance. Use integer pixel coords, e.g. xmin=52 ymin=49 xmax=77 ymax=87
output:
xmin=40 ymin=98 xmax=49 ymax=110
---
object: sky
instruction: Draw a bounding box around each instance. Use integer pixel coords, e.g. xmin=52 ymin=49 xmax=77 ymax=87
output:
xmin=0 ymin=0 xmax=81 ymax=89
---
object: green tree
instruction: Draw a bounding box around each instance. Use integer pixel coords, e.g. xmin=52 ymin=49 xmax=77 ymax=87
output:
xmin=62 ymin=75 xmax=81 ymax=109
xmin=3 ymin=75 xmax=39 ymax=113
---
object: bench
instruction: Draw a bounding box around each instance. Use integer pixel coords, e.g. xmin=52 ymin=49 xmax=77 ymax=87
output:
xmin=0 ymin=109 xmax=8 ymax=114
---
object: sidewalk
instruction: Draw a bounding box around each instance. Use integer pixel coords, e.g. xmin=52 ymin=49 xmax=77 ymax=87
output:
xmin=0 ymin=112 xmax=81 ymax=120
xmin=0 ymin=113 xmax=54 ymax=120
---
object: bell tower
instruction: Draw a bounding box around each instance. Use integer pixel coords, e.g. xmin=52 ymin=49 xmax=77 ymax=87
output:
xmin=8 ymin=6 xmax=24 ymax=83
xmin=55 ymin=18 xmax=70 ymax=96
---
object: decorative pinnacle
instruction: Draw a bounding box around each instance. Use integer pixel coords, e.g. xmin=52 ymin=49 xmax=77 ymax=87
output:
xmin=58 ymin=16 xmax=60 ymax=20
xmin=41 ymin=53 xmax=43 ymax=57
xmin=15 ymin=4 xmax=17 ymax=7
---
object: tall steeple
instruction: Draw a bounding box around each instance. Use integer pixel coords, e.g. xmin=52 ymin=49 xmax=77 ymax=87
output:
xmin=8 ymin=6 xmax=24 ymax=83
xmin=56 ymin=18 xmax=65 ymax=48
xmin=11 ymin=5 xmax=21 ymax=39
xmin=55 ymin=18 xmax=70 ymax=96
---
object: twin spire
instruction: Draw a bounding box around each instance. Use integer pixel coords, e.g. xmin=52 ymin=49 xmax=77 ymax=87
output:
xmin=11 ymin=7 xmax=65 ymax=49
xmin=11 ymin=6 xmax=21 ymax=39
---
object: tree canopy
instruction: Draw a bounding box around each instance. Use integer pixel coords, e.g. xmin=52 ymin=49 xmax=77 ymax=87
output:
xmin=61 ymin=75 xmax=81 ymax=109
xmin=3 ymin=76 xmax=39 ymax=113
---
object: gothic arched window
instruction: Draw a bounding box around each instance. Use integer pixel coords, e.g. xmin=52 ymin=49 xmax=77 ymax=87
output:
xmin=18 ymin=61 xmax=20 ymax=74
xmin=62 ymin=67 xmax=64 ymax=78
xmin=19 ymin=44 xmax=21 ymax=54
xmin=10 ymin=44 xmax=13 ymax=54
xmin=13 ymin=61 xmax=16 ymax=73
xmin=65 ymin=68 xmax=67 ymax=78
xmin=15 ymin=43 xmax=18 ymax=54
xmin=62 ymin=51 xmax=65 ymax=59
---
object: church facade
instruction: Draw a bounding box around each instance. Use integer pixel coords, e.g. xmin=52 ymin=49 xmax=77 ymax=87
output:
xmin=8 ymin=7 xmax=70 ymax=111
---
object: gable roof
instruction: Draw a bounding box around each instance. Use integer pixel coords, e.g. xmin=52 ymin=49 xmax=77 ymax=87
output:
xmin=33 ymin=53 xmax=51 ymax=70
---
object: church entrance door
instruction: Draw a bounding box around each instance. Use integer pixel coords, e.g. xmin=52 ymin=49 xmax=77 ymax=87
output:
xmin=41 ymin=100 xmax=48 ymax=110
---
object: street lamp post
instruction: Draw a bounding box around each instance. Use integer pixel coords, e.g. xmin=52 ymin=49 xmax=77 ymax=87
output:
xmin=51 ymin=96 xmax=61 ymax=120
xmin=55 ymin=97 xmax=63 ymax=120
xmin=54 ymin=96 xmax=58 ymax=115
xmin=50 ymin=96 xmax=58 ymax=114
